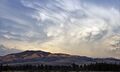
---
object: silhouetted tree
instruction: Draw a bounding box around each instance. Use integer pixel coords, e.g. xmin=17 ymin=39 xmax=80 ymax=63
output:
xmin=1 ymin=62 xmax=120 ymax=71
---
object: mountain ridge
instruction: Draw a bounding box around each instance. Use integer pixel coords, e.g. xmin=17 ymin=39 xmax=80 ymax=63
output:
xmin=0 ymin=50 xmax=120 ymax=65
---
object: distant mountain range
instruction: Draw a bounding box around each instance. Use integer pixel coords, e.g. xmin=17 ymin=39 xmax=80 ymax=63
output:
xmin=0 ymin=50 xmax=120 ymax=65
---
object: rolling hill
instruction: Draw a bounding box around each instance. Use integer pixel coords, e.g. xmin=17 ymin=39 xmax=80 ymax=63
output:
xmin=0 ymin=50 xmax=120 ymax=65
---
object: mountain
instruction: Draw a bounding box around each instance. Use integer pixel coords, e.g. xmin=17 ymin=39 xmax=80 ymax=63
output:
xmin=0 ymin=50 xmax=120 ymax=65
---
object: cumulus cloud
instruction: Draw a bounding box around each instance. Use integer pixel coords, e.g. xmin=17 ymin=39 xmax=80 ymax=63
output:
xmin=0 ymin=0 xmax=120 ymax=58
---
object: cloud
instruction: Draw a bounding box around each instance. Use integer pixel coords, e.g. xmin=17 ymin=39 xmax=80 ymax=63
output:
xmin=104 ymin=35 xmax=120 ymax=58
xmin=0 ymin=44 xmax=22 ymax=56
xmin=0 ymin=0 xmax=120 ymax=58
xmin=0 ymin=0 xmax=44 ymax=41
xmin=20 ymin=0 xmax=120 ymax=58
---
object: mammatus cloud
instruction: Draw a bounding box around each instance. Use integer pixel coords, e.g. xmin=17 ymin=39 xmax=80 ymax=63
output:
xmin=0 ymin=0 xmax=120 ymax=58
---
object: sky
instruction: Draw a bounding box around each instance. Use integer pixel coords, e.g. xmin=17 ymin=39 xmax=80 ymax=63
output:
xmin=0 ymin=0 xmax=120 ymax=58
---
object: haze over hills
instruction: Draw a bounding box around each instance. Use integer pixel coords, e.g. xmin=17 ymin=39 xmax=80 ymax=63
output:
xmin=0 ymin=50 xmax=120 ymax=65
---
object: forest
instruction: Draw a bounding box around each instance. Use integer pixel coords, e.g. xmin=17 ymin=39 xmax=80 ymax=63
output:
xmin=0 ymin=63 xmax=120 ymax=71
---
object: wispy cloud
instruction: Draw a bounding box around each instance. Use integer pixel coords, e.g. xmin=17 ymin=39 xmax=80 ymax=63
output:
xmin=0 ymin=0 xmax=120 ymax=58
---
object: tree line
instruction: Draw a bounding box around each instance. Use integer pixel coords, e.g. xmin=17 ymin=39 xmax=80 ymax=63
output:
xmin=0 ymin=63 xmax=120 ymax=71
